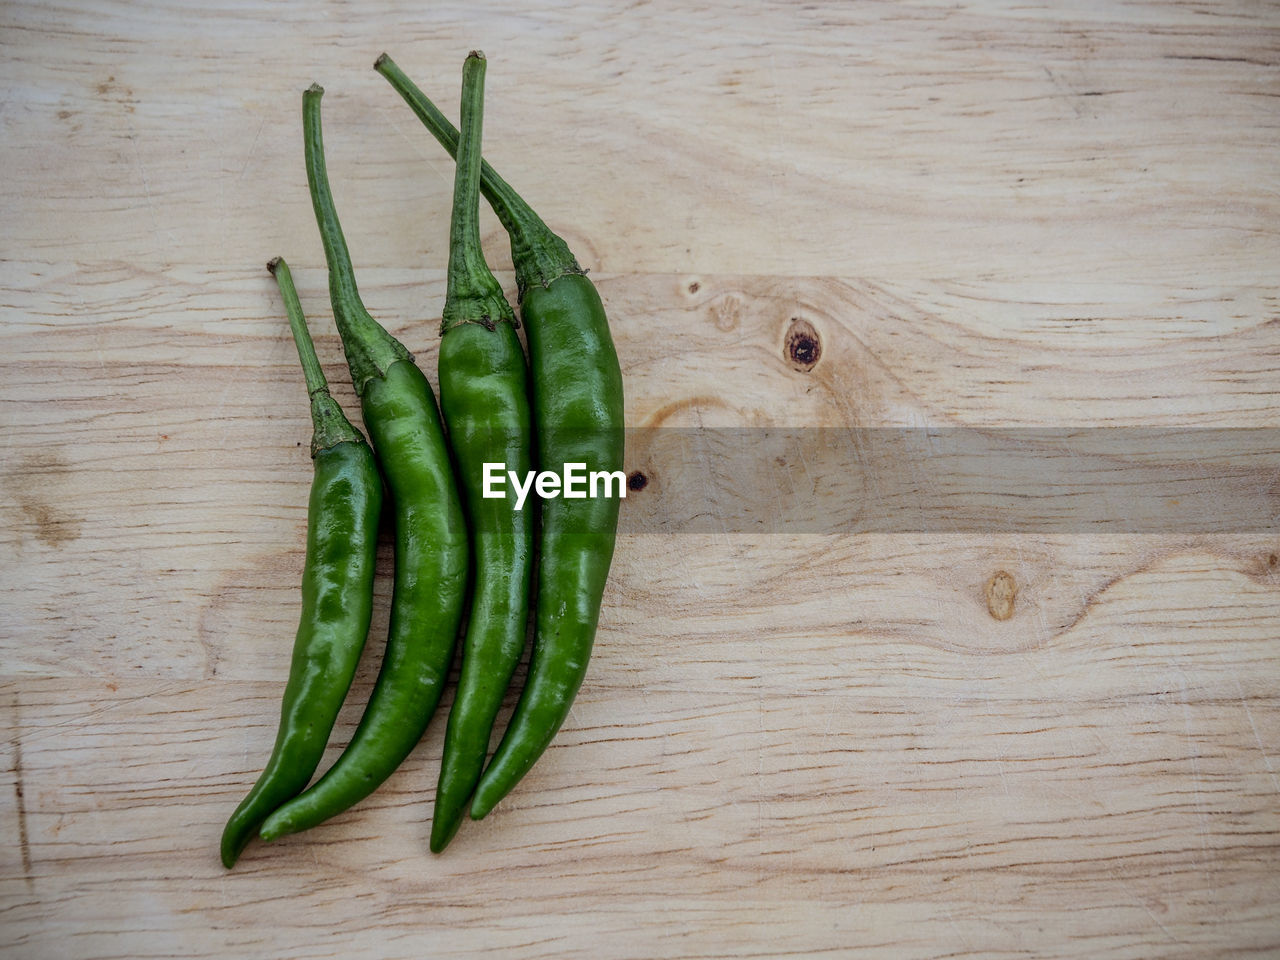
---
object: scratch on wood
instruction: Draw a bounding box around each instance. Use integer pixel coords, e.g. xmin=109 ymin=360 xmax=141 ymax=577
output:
xmin=12 ymin=691 xmax=33 ymax=889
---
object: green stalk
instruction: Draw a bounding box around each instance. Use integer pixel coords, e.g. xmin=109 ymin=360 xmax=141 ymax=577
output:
xmin=374 ymin=53 xmax=581 ymax=297
xmin=441 ymin=52 xmax=514 ymax=332
xmin=267 ymin=256 xmax=361 ymax=455
xmin=302 ymin=84 xmax=410 ymax=394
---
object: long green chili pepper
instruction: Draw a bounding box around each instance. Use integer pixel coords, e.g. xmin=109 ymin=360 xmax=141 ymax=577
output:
xmin=429 ymin=52 xmax=535 ymax=853
xmin=376 ymin=55 xmax=625 ymax=820
xmin=258 ymin=85 xmax=469 ymax=842
xmin=220 ymin=257 xmax=382 ymax=868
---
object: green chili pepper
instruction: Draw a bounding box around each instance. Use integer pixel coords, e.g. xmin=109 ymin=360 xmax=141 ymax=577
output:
xmin=220 ymin=257 xmax=382 ymax=869
xmin=258 ymin=85 xmax=469 ymax=843
xmin=376 ymin=55 xmax=625 ymax=820
xmin=429 ymin=52 xmax=535 ymax=853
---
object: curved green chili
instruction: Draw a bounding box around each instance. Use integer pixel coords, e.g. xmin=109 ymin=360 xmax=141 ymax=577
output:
xmin=376 ymin=55 xmax=624 ymax=819
xmin=258 ymin=85 xmax=469 ymax=842
xmin=220 ymin=257 xmax=381 ymax=868
xmin=430 ymin=52 xmax=535 ymax=853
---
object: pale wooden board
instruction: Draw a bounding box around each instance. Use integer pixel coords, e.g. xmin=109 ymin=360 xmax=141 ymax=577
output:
xmin=2 ymin=0 xmax=1279 ymax=958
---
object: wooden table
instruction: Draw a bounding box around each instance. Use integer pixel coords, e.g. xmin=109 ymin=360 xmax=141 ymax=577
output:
xmin=2 ymin=2 xmax=1277 ymax=957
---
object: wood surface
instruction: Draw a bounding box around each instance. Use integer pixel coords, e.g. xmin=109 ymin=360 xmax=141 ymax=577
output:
xmin=2 ymin=1 xmax=1278 ymax=957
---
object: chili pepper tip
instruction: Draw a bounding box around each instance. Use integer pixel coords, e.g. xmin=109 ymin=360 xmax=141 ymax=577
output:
xmin=468 ymin=50 xmax=485 ymax=61
xmin=306 ymin=82 xmax=323 ymax=96
xmin=374 ymin=52 xmax=390 ymax=69
xmin=266 ymin=256 xmax=282 ymax=275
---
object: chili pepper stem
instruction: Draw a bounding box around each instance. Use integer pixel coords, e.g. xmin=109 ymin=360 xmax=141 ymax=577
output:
xmin=374 ymin=53 xmax=582 ymax=298
xmin=302 ymin=84 xmax=411 ymax=395
xmin=268 ymin=256 xmax=362 ymax=457
xmin=440 ymin=52 xmax=514 ymax=333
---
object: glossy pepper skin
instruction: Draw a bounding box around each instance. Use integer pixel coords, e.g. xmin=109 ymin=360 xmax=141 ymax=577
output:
xmin=430 ymin=53 xmax=534 ymax=853
xmin=376 ymin=55 xmax=624 ymax=819
xmin=473 ymin=272 xmax=623 ymax=819
xmin=220 ymin=257 xmax=381 ymax=868
xmin=258 ymin=86 xmax=469 ymax=843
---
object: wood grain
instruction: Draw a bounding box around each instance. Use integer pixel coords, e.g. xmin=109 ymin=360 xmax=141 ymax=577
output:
xmin=2 ymin=0 xmax=1278 ymax=958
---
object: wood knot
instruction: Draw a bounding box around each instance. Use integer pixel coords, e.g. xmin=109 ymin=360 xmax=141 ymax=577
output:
xmin=985 ymin=570 xmax=1017 ymax=621
xmin=785 ymin=318 xmax=821 ymax=372
xmin=627 ymin=470 xmax=649 ymax=492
